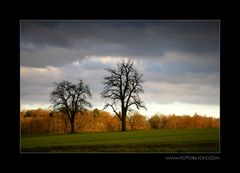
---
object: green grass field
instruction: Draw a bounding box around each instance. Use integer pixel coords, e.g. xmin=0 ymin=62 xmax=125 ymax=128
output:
xmin=21 ymin=128 xmax=220 ymax=153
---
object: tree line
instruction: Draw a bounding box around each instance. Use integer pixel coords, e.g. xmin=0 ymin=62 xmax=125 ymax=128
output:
xmin=20 ymin=108 xmax=219 ymax=135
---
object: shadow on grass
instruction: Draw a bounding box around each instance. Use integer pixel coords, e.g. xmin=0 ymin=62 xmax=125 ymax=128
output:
xmin=21 ymin=143 xmax=219 ymax=153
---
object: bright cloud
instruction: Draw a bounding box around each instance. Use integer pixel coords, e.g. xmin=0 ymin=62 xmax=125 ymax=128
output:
xmin=21 ymin=66 xmax=61 ymax=76
xmin=140 ymin=102 xmax=220 ymax=118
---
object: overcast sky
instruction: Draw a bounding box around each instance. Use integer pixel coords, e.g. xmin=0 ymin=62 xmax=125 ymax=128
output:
xmin=20 ymin=20 xmax=220 ymax=117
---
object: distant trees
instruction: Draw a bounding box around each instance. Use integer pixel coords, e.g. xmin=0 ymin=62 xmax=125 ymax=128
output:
xmin=128 ymin=112 xmax=149 ymax=130
xmin=148 ymin=113 xmax=220 ymax=129
xmin=20 ymin=109 xmax=120 ymax=135
xmin=101 ymin=59 xmax=146 ymax=131
xmin=50 ymin=80 xmax=92 ymax=133
xmin=20 ymin=109 xmax=220 ymax=135
xmin=148 ymin=115 xmax=162 ymax=129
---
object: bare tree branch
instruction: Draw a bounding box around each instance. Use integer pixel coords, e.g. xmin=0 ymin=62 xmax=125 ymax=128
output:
xmin=50 ymin=79 xmax=92 ymax=133
xmin=101 ymin=59 xmax=146 ymax=131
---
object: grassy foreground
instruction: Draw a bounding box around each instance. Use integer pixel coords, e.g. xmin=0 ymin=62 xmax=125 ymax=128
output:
xmin=21 ymin=128 xmax=220 ymax=153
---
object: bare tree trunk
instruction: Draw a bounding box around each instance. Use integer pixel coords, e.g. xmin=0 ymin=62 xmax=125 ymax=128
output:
xmin=70 ymin=122 xmax=74 ymax=133
xmin=121 ymin=120 xmax=126 ymax=131
xmin=121 ymin=110 xmax=126 ymax=131
xmin=70 ymin=117 xmax=75 ymax=133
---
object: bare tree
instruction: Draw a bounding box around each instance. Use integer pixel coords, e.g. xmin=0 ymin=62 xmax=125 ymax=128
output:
xmin=101 ymin=59 xmax=146 ymax=131
xmin=50 ymin=80 xmax=92 ymax=133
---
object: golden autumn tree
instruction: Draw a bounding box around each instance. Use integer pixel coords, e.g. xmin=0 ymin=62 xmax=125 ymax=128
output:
xmin=128 ymin=112 xmax=149 ymax=130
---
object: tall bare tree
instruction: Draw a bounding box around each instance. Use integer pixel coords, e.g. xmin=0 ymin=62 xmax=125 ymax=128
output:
xmin=101 ymin=59 xmax=146 ymax=131
xmin=50 ymin=80 xmax=92 ymax=133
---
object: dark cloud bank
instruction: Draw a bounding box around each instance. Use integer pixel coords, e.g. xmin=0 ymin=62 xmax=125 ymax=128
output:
xmin=20 ymin=20 xmax=220 ymax=115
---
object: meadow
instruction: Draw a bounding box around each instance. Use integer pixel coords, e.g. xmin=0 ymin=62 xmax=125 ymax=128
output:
xmin=21 ymin=128 xmax=219 ymax=153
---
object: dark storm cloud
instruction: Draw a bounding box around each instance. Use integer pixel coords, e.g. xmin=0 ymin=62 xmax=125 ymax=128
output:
xmin=143 ymin=52 xmax=220 ymax=83
xmin=20 ymin=20 xmax=220 ymax=112
xmin=20 ymin=20 xmax=219 ymax=67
